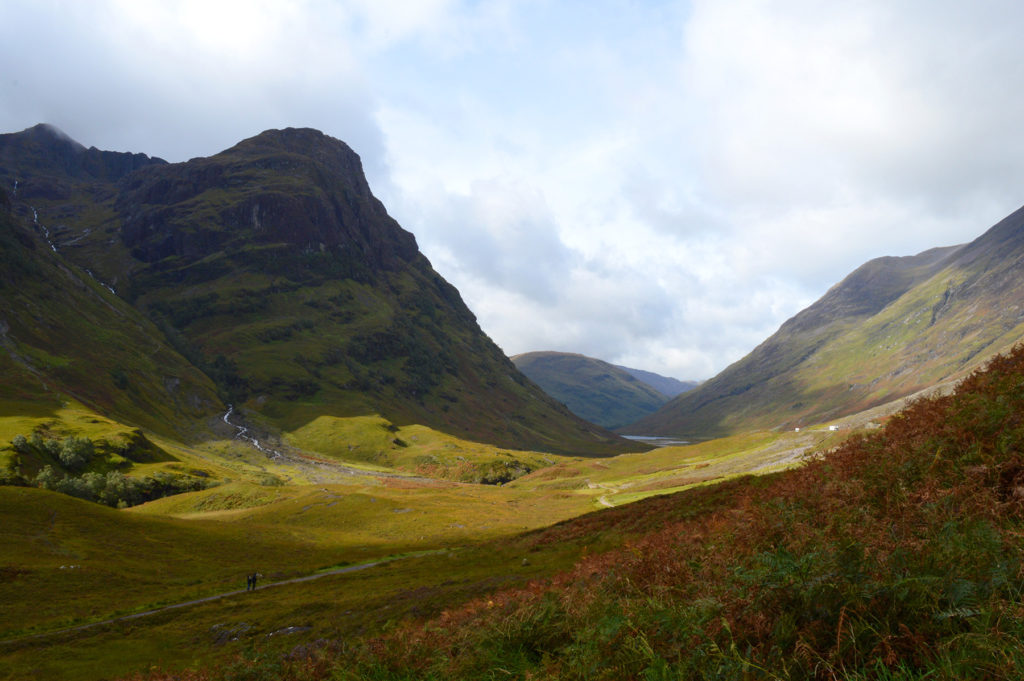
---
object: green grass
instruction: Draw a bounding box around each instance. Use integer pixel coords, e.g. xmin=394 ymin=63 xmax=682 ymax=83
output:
xmin=285 ymin=414 xmax=568 ymax=483
xmin=0 ymin=472 xmax=623 ymax=681
xmin=214 ymin=344 xmax=1024 ymax=681
xmin=0 ymin=535 xmax=599 ymax=681
xmin=0 ymin=487 xmax=346 ymax=638
xmin=511 ymin=427 xmax=844 ymax=507
xmin=0 ymin=402 xmax=872 ymax=680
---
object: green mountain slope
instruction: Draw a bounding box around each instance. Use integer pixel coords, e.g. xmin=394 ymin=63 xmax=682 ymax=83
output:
xmin=511 ymin=351 xmax=674 ymax=428
xmin=0 ymin=125 xmax=628 ymax=456
xmin=0 ymin=196 xmax=222 ymax=440
xmin=628 ymin=204 xmax=1024 ymax=439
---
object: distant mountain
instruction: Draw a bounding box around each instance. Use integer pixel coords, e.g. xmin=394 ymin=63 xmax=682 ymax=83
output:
xmin=0 ymin=124 xmax=629 ymax=455
xmin=614 ymin=365 xmax=699 ymax=398
xmin=627 ymin=204 xmax=1024 ymax=439
xmin=511 ymin=351 xmax=688 ymax=429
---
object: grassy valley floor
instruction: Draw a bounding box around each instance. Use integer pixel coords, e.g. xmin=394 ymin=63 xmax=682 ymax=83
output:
xmin=0 ymin=403 xmax=851 ymax=680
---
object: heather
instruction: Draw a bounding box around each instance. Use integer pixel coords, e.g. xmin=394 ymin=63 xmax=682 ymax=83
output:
xmin=123 ymin=346 xmax=1024 ymax=680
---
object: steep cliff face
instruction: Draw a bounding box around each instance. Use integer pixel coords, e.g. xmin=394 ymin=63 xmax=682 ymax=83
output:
xmin=0 ymin=123 xmax=165 ymax=185
xmin=0 ymin=125 xmax=628 ymax=455
xmin=115 ymin=129 xmax=418 ymax=271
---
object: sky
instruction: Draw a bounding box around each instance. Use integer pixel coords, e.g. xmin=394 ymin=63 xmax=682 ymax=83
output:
xmin=3 ymin=0 xmax=1024 ymax=380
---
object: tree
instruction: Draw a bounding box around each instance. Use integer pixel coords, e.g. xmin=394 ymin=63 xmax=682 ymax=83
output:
xmin=99 ymin=471 xmax=132 ymax=507
xmin=59 ymin=436 xmax=94 ymax=470
xmin=35 ymin=465 xmax=60 ymax=490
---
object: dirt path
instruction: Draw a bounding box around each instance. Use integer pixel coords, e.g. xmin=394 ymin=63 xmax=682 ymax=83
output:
xmin=587 ymin=480 xmax=619 ymax=508
xmin=0 ymin=560 xmax=386 ymax=646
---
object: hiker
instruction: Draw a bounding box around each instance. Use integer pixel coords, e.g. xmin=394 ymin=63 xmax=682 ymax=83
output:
xmin=250 ymin=572 xmax=258 ymax=591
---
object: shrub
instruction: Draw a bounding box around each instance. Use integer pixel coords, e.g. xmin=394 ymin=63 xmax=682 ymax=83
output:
xmin=43 ymin=437 xmax=61 ymax=459
xmin=10 ymin=434 xmax=29 ymax=453
xmin=35 ymin=465 xmax=60 ymax=490
xmin=59 ymin=436 xmax=94 ymax=470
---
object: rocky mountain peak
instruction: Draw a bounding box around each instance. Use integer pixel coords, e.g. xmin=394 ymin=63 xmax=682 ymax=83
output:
xmin=23 ymin=123 xmax=86 ymax=151
xmin=0 ymin=123 xmax=165 ymax=190
xmin=223 ymin=127 xmax=375 ymax=202
xmin=0 ymin=124 xmax=629 ymax=455
xmin=115 ymin=127 xmax=416 ymax=270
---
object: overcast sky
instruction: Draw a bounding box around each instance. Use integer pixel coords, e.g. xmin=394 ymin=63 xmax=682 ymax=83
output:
xmin=3 ymin=0 xmax=1024 ymax=380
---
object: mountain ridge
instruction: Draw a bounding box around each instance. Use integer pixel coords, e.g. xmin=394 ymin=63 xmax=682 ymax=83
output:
xmin=627 ymin=205 xmax=1024 ymax=439
xmin=614 ymin=364 xmax=699 ymax=399
xmin=511 ymin=351 xmax=691 ymax=429
xmin=0 ymin=124 xmax=630 ymax=456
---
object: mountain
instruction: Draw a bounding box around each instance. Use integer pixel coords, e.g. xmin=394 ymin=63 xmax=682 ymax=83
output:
xmin=627 ymin=204 xmax=1024 ymax=439
xmin=0 ymin=124 xmax=629 ymax=455
xmin=511 ymin=351 xmax=680 ymax=428
xmin=613 ymin=365 xmax=699 ymax=399
xmin=0 ymin=193 xmax=222 ymax=440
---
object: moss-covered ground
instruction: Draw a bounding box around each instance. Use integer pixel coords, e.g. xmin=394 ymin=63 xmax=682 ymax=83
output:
xmin=0 ymin=391 xmax=845 ymax=680
xmin=107 ymin=344 xmax=1024 ymax=681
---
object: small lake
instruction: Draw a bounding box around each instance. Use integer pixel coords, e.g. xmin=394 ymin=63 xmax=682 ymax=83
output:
xmin=621 ymin=435 xmax=690 ymax=448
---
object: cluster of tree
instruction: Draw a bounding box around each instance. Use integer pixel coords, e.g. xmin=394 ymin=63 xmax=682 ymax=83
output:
xmin=11 ymin=433 xmax=94 ymax=470
xmin=33 ymin=466 xmax=211 ymax=508
xmin=6 ymin=432 xmax=213 ymax=508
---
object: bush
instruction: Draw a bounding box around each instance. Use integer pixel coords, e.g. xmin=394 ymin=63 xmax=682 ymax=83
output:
xmin=58 ymin=436 xmax=94 ymax=470
xmin=32 ymin=461 xmax=212 ymax=508
xmin=35 ymin=465 xmax=60 ymax=490
xmin=43 ymin=437 xmax=61 ymax=459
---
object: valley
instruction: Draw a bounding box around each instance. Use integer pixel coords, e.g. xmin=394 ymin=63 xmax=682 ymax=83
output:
xmin=4 ymin=124 xmax=1024 ymax=680
xmin=0 ymin=406 xmax=845 ymax=681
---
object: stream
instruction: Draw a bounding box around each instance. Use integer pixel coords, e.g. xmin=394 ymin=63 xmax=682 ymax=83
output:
xmin=222 ymin=405 xmax=282 ymax=460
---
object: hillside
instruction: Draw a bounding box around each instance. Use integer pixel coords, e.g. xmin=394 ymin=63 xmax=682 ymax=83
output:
xmin=128 ymin=332 xmax=1024 ymax=680
xmin=511 ymin=351 xmax=676 ymax=428
xmin=0 ymin=196 xmax=222 ymax=441
xmin=0 ymin=124 xmax=629 ymax=456
xmin=628 ymin=205 xmax=1024 ymax=438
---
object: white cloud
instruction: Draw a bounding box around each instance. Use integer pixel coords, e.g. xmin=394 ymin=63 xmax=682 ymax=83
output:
xmin=5 ymin=0 xmax=1024 ymax=381
xmin=0 ymin=0 xmax=385 ymax=174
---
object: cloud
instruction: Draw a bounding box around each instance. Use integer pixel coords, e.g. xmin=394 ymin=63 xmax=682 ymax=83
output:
xmin=422 ymin=179 xmax=577 ymax=303
xmin=0 ymin=0 xmax=387 ymax=176
xmin=682 ymin=0 xmax=1024 ymax=225
xmin=5 ymin=1 xmax=1024 ymax=381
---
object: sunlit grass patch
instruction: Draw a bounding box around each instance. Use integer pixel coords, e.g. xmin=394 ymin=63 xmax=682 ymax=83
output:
xmin=286 ymin=414 xmax=573 ymax=483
